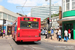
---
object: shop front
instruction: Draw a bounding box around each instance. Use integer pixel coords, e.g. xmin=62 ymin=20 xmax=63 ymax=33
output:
xmin=62 ymin=21 xmax=75 ymax=40
xmin=58 ymin=10 xmax=75 ymax=40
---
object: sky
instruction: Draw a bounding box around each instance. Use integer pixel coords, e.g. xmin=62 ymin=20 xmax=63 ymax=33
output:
xmin=0 ymin=0 xmax=62 ymax=16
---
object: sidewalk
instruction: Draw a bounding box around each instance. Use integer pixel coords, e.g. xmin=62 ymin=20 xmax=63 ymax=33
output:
xmin=0 ymin=37 xmax=12 ymax=50
xmin=42 ymin=33 xmax=75 ymax=45
xmin=0 ymin=35 xmax=12 ymax=39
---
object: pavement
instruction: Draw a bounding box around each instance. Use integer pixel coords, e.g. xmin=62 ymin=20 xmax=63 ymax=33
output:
xmin=0 ymin=37 xmax=12 ymax=50
xmin=0 ymin=35 xmax=75 ymax=50
xmin=41 ymin=33 xmax=75 ymax=45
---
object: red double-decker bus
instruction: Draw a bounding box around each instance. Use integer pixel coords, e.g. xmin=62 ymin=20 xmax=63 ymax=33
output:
xmin=12 ymin=17 xmax=41 ymax=42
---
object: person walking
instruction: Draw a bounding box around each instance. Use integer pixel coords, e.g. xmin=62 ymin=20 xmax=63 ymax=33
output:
xmin=64 ymin=29 xmax=68 ymax=42
xmin=51 ymin=29 xmax=54 ymax=39
xmin=68 ymin=29 xmax=71 ymax=39
xmin=0 ymin=30 xmax=1 ymax=36
xmin=45 ymin=29 xmax=48 ymax=39
xmin=58 ymin=28 xmax=61 ymax=41
xmin=47 ymin=28 xmax=51 ymax=38
xmin=1 ymin=29 xmax=3 ymax=38
xmin=55 ymin=29 xmax=59 ymax=39
xmin=3 ymin=29 xmax=5 ymax=38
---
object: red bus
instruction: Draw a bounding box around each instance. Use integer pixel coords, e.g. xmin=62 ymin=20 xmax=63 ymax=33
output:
xmin=12 ymin=17 xmax=41 ymax=42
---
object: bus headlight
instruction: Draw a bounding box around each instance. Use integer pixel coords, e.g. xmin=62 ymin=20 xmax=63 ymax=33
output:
xmin=18 ymin=28 xmax=20 ymax=30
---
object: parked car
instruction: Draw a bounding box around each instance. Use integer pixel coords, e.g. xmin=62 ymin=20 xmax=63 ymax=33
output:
xmin=41 ymin=29 xmax=46 ymax=35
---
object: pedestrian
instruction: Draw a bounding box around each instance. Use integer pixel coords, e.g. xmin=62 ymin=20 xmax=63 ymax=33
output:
xmin=3 ymin=29 xmax=5 ymax=38
xmin=68 ymin=29 xmax=71 ymax=39
xmin=55 ymin=29 xmax=59 ymax=39
xmin=58 ymin=28 xmax=61 ymax=41
xmin=1 ymin=29 xmax=3 ymax=38
xmin=0 ymin=30 xmax=1 ymax=36
xmin=47 ymin=28 xmax=51 ymax=38
xmin=45 ymin=29 xmax=48 ymax=39
xmin=51 ymin=29 xmax=54 ymax=39
xmin=64 ymin=29 xmax=68 ymax=42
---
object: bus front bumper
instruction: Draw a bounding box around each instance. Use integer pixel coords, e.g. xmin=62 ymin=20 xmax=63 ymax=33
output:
xmin=16 ymin=37 xmax=41 ymax=42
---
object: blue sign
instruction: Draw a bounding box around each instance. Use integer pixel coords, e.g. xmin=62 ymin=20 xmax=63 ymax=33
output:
xmin=2 ymin=26 xmax=6 ymax=30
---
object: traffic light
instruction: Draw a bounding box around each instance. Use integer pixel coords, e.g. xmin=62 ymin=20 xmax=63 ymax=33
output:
xmin=47 ymin=18 xmax=49 ymax=24
xmin=3 ymin=19 xmax=6 ymax=24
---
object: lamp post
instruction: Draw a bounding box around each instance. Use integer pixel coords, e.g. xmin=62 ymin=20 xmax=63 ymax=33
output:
xmin=46 ymin=0 xmax=51 ymax=38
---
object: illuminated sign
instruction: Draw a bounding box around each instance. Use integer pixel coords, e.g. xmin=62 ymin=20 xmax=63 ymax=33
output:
xmin=24 ymin=18 xmax=30 ymax=20
xmin=33 ymin=19 xmax=37 ymax=21
xmin=28 ymin=22 xmax=31 ymax=23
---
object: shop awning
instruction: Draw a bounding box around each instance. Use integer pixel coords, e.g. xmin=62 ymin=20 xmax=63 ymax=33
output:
xmin=57 ymin=16 xmax=75 ymax=24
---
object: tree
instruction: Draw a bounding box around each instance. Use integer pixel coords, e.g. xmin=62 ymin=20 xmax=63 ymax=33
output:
xmin=43 ymin=13 xmax=59 ymax=20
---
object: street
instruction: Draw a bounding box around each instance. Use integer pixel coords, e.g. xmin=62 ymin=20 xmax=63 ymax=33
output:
xmin=0 ymin=35 xmax=75 ymax=50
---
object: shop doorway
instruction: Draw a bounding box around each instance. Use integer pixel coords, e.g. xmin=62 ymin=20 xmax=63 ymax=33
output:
xmin=7 ymin=26 xmax=12 ymax=35
xmin=0 ymin=26 xmax=2 ymax=36
xmin=64 ymin=23 xmax=73 ymax=39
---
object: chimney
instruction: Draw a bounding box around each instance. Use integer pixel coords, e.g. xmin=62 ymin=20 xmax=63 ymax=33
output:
xmin=59 ymin=6 xmax=62 ymax=29
xmin=59 ymin=6 xmax=62 ymax=19
xmin=24 ymin=15 xmax=27 ymax=17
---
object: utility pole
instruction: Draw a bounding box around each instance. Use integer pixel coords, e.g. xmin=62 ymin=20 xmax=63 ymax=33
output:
xmin=46 ymin=0 xmax=51 ymax=38
xmin=3 ymin=19 xmax=6 ymax=32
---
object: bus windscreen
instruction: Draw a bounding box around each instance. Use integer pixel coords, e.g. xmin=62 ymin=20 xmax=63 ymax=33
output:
xmin=20 ymin=21 xmax=38 ymax=29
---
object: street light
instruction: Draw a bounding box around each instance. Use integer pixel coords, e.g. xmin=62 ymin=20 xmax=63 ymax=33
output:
xmin=45 ymin=0 xmax=51 ymax=38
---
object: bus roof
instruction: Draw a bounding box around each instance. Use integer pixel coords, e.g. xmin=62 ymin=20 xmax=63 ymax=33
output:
xmin=18 ymin=16 xmax=41 ymax=19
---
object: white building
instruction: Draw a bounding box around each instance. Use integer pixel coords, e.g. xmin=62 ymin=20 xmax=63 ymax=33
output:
xmin=31 ymin=4 xmax=59 ymax=21
xmin=0 ymin=5 xmax=19 ymax=35
xmin=63 ymin=0 xmax=75 ymax=12
xmin=51 ymin=16 xmax=59 ymax=29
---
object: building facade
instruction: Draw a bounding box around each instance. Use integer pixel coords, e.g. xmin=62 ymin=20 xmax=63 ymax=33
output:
xmin=0 ymin=5 xmax=19 ymax=35
xmin=51 ymin=16 xmax=59 ymax=29
xmin=58 ymin=0 xmax=75 ymax=40
xmin=31 ymin=5 xmax=59 ymax=21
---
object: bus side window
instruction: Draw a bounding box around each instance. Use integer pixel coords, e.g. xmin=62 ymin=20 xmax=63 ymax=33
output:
xmin=14 ymin=22 xmax=17 ymax=32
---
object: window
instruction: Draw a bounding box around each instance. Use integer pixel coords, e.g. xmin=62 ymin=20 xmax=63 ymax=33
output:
xmin=66 ymin=0 xmax=70 ymax=11
xmin=20 ymin=21 xmax=38 ymax=29
xmin=63 ymin=2 xmax=65 ymax=12
xmin=0 ymin=12 xmax=2 ymax=19
xmin=12 ymin=17 xmax=16 ymax=21
xmin=66 ymin=3 xmax=69 ymax=11
xmin=15 ymin=22 xmax=17 ymax=32
xmin=72 ymin=0 xmax=75 ymax=1
xmin=3 ymin=13 xmax=7 ymax=20
xmin=66 ymin=0 xmax=70 ymax=3
xmin=8 ymin=15 xmax=12 ymax=21
xmin=72 ymin=0 xmax=75 ymax=9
